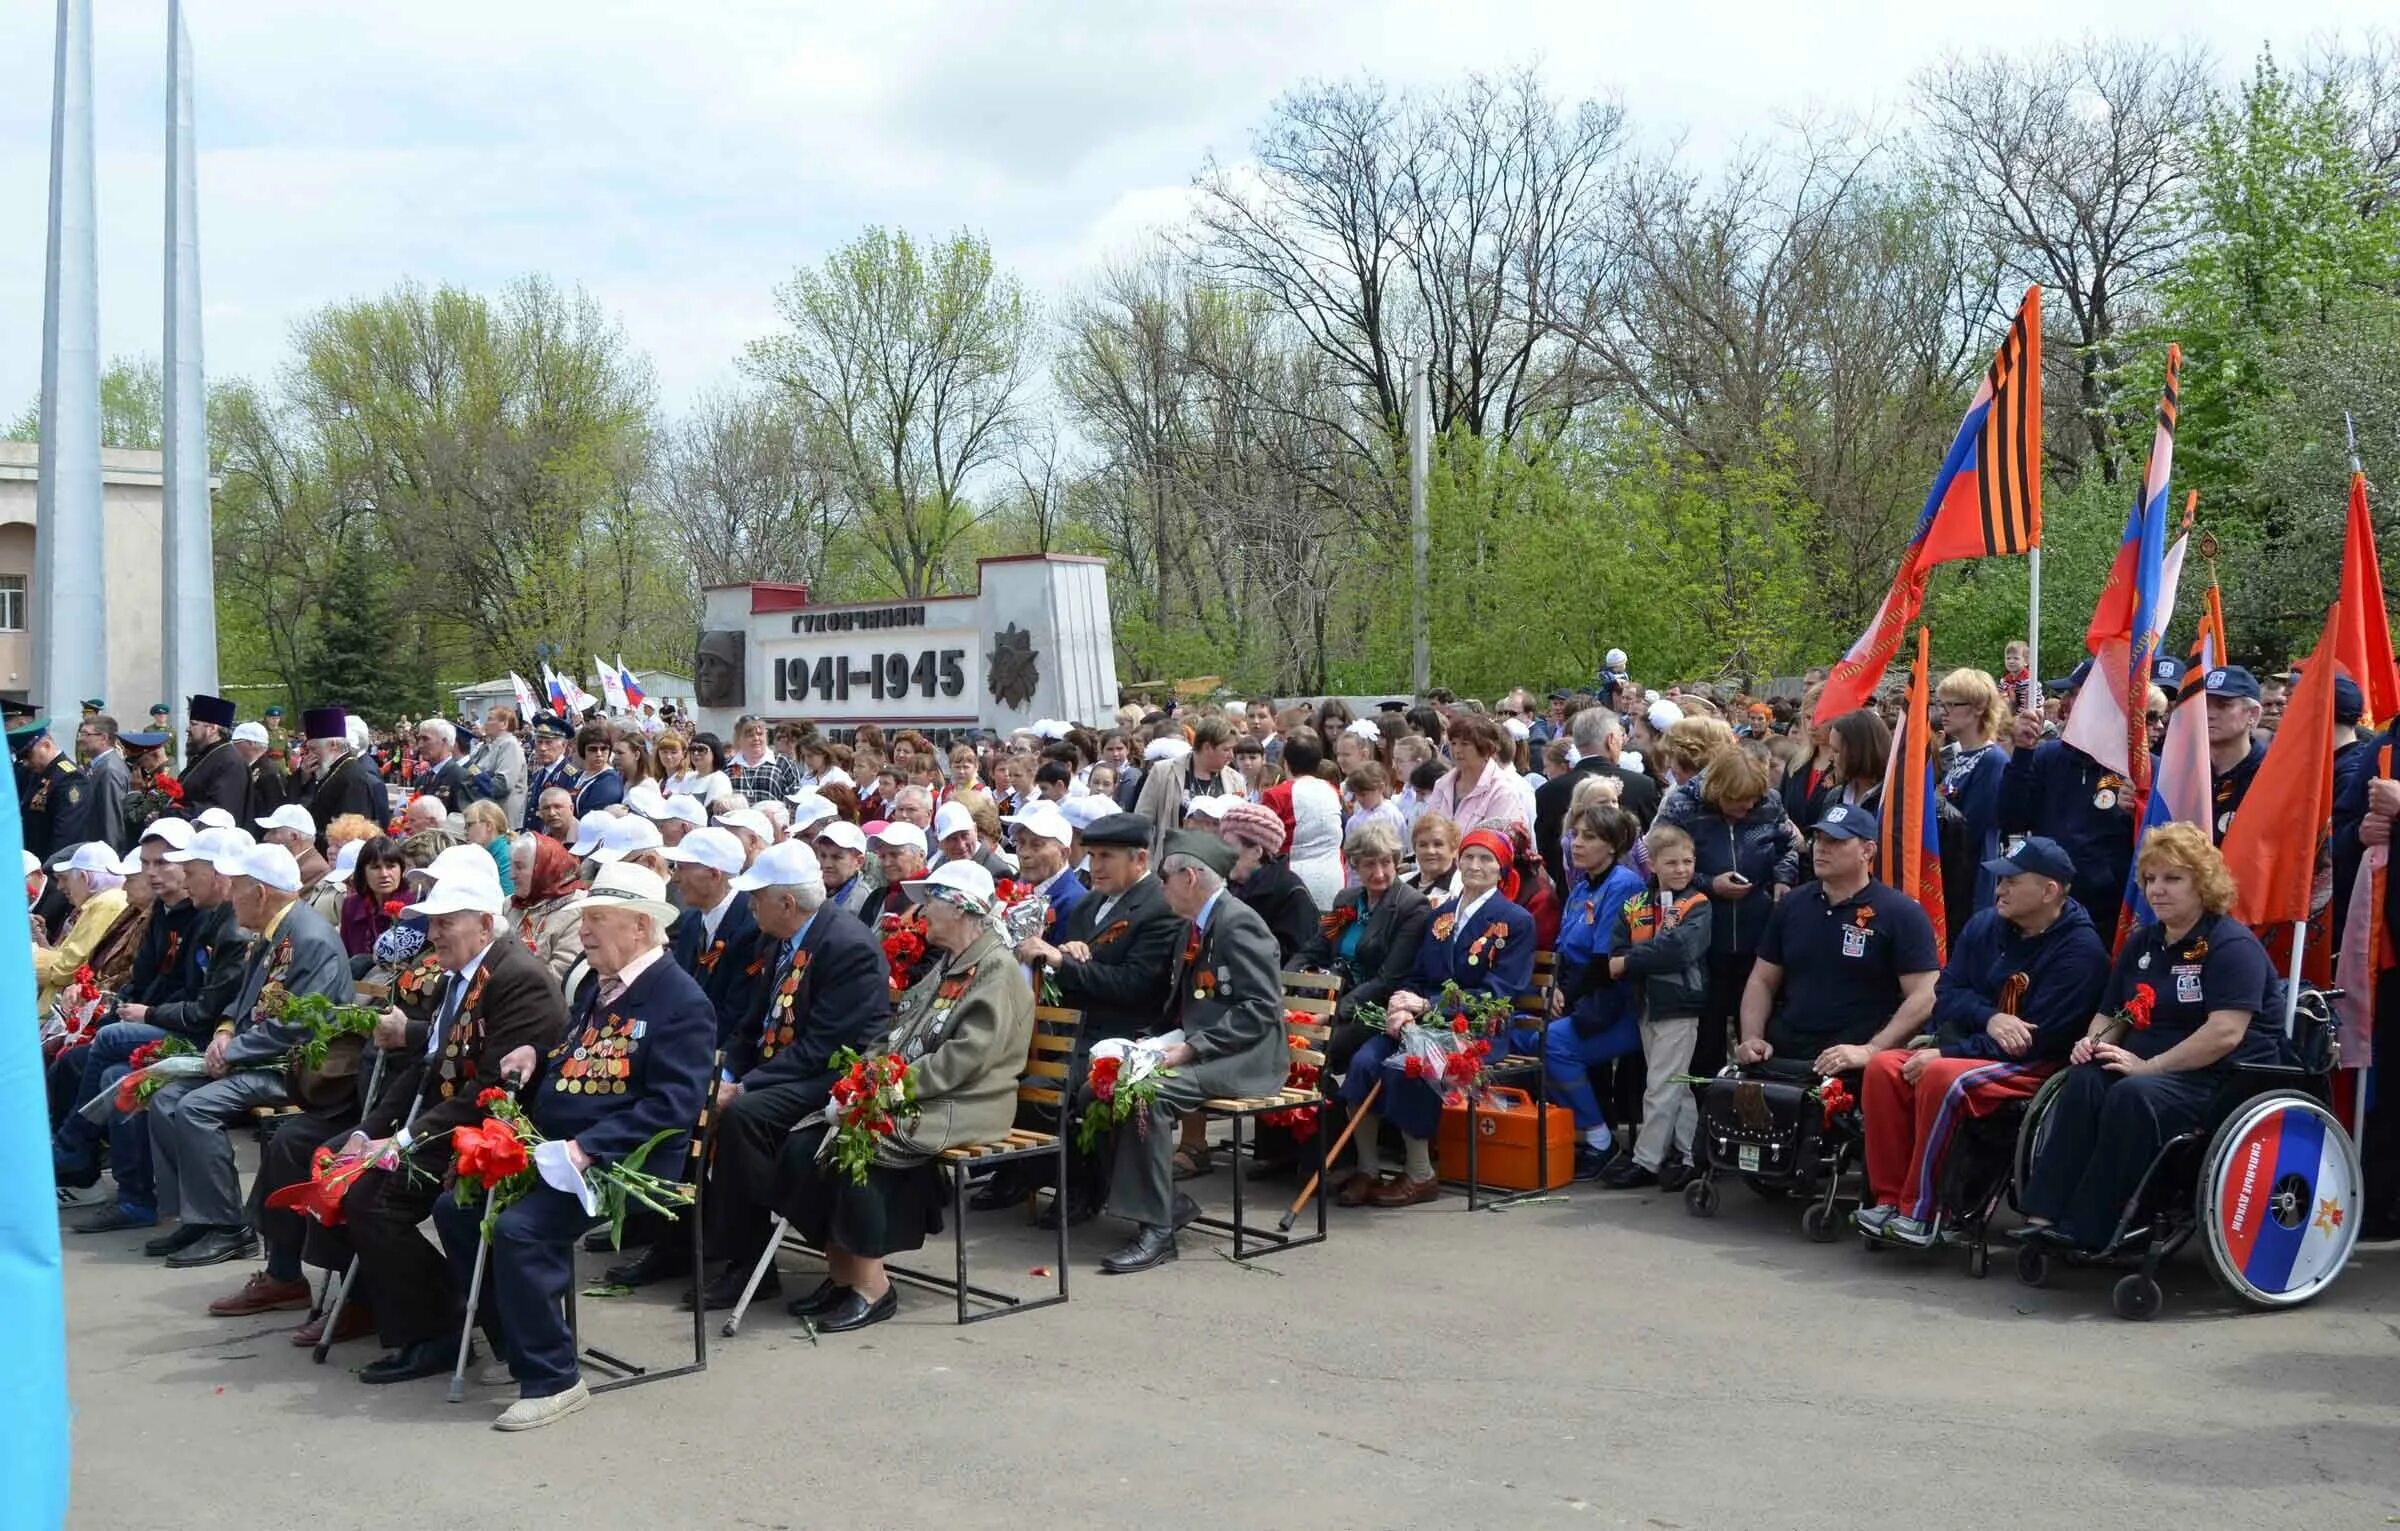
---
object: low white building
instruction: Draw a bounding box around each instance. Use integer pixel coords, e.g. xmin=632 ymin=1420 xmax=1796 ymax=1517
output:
xmin=0 ymin=441 xmax=189 ymax=719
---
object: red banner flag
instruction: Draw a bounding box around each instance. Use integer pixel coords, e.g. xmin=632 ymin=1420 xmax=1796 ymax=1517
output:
xmin=1878 ymin=625 xmax=1948 ymax=961
xmin=2223 ymin=599 xmax=2340 ymax=930
xmin=2334 ymin=471 xmax=2400 ymax=730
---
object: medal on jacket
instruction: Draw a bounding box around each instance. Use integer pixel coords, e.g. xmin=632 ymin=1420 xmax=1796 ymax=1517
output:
xmin=762 ymin=957 xmax=805 ymax=1056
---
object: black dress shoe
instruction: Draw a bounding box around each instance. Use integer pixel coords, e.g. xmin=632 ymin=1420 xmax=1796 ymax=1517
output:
xmin=1170 ymin=1192 xmax=1201 ymax=1230
xmin=582 ymin=1228 xmax=617 ymax=1254
xmin=165 ymin=1227 xmax=258 ymax=1269
xmin=73 ymin=1203 xmax=157 ymax=1234
xmin=1032 ymin=1197 xmax=1099 ymax=1231
xmin=359 ymin=1338 xmax=470 ymax=1385
xmin=784 ymin=1278 xmax=854 ymax=1318
xmin=817 ymin=1286 xmax=898 ymax=1333
xmin=143 ymin=1223 xmax=207 ymax=1258
xmin=966 ymin=1170 xmax=1026 ymax=1213
xmin=1100 ymin=1224 xmax=1178 ymax=1274
xmin=603 ymin=1239 xmax=691 ymax=1288
xmin=1597 ymin=1159 xmax=1658 ymax=1190
xmin=682 ymin=1263 xmax=777 ymax=1311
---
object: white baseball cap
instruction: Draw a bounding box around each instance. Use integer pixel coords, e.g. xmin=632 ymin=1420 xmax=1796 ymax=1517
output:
xmin=413 ymin=858 xmax=505 ymax=918
xmin=167 ymin=826 xmax=255 ymax=867
xmin=870 ymin=820 xmax=927 ymax=856
xmin=1003 ymin=800 xmax=1072 ymax=846
xmin=235 ymin=843 xmax=303 ymax=893
xmin=786 ymin=791 xmax=837 ymax=831
xmin=138 ymin=816 xmax=195 ymax=850
xmin=255 ymin=803 xmax=316 ymax=839
xmin=903 ymin=859 xmax=996 ymax=913
xmin=624 ymin=781 xmax=671 ymax=821
xmin=660 ymin=825 xmax=746 ymax=876
xmin=195 ymin=807 xmax=237 ymax=831
xmin=65 ymin=841 xmax=120 ymax=876
xmin=812 ymin=820 xmax=869 ymax=856
xmin=716 ymin=807 xmax=772 ymax=844
xmin=815 ymin=766 xmax=854 ymax=791
xmin=559 ymin=861 xmax=678 ymax=927
xmin=232 ymin=721 xmax=270 ymax=747
xmin=567 ymin=815 xmax=610 ymax=858
xmin=1059 ymin=793 xmax=1110 ymax=830
xmin=594 ymin=814 xmax=665 ymax=863
xmin=21 ymin=850 xmax=41 ymax=880
xmin=731 ymin=838 xmax=824 ymax=894
xmin=331 ymin=839 xmax=364 ymax=880
xmin=413 ymin=843 xmax=501 ymax=888
xmin=660 ymin=793 xmax=709 ymax=831
xmin=111 ymin=845 xmax=147 ymax=877
xmin=933 ymin=801 xmax=976 ymax=841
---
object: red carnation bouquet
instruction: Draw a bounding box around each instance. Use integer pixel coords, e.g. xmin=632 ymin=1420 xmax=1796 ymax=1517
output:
xmin=1077 ymin=1037 xmax=1174 ymax=1151
xmin=1259 ymin=1013 xmax=1325 ymax=1141
xmin=2117 ymin=983 xmax=2157 ymax=1033
xmin=1810 ymin=1076 xmax=1856 ymax=1127
xmin=1387 ymin=984 xmax=1515 ymax=1101
xmin=45 ymin=963 xmax=106 ymax=1052
xmin=445 ymin=1085 xmax=693 ymax=1243
xmin=880 ymin=912 xmax=929 ymax=999
xmin=109 ymin=1035 xmax=200 ymax=1114
xmin=823 ymin=1047 xmax=917 ymax=1183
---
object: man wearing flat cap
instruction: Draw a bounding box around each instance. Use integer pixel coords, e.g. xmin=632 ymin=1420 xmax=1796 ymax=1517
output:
xmin=1093 ymin=827 xmax=1289 ymax=1274
xmin=998 ymin=810 xmax=1181 ymax=1225
xmin=12 ymin=718 xmax=95 ymax=864
xmin=182 ymin=693 xmax=251 ymax=826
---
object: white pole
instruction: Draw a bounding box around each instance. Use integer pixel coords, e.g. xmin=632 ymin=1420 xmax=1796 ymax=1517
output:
xmin=2026 ymin=545 xmax=2042 ymax=698
xmin=1408 ymin=361 xmax=1430 ymax=700
xmin=34 ymin=0 xmax=108 ymax=720
xmin=2284 ymin=921 xmax=2305 ymax=1042
xmin=163 ymin=0 xmax=216 ymax=760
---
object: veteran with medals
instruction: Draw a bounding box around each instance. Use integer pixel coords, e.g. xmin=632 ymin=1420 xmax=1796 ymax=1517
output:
xmin=432 ymin=861 xmax=713 ymax=1430
xmin=328 ymin=848 xmax=568 ymax=1385
xmin=768 ymin=860 xmax=1035 ymax=1332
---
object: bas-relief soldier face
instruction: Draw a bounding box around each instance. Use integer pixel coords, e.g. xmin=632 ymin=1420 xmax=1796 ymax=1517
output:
xmin=695 ymin=631 xmax=746 ymax=708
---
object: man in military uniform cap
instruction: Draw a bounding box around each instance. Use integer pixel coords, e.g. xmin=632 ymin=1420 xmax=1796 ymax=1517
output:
xmin=13 ymin=720 xmax=95 ymax=863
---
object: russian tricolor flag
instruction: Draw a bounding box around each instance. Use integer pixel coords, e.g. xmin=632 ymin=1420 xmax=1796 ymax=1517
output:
xmin=2063 ymin=345 xmax=2182 ymax=787
xmin=616 ymin=655 xmax=646 ymax=710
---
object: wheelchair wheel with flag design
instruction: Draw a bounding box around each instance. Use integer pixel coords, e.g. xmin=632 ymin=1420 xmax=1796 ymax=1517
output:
xmin=2199 ymin=1090 xmax=2361 ymax=1310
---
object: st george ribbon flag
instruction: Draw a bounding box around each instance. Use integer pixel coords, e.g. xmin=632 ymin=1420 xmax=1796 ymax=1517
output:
xmin=1817 ymin=287 xmax=2043 ymax=723
xmin=0 ymin=744 xmax=72 ymax=1526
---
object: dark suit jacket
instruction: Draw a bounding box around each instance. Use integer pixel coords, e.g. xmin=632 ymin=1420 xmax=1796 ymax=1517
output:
xmin=309 ymin=752 xmax=388 ymax=848
xmin=1170 ymin=894 xmax=1288 ymax=1093
xmin=1049 ymin=872 xmax=1180 ymax=1041
xmin=668 ymin=891 xmax=762 ymax=1047
xmin=182 ymin=738 xmax=250 ymax=827
xmin=1297 ymin=881 xmax=1430 ymax=1019
xmin=366 ymin=936 xmax=569 ymax=1143
xmin=731 ymin=905 xmax=891 ymax=1088
xmin=1233 ymin=858 xmax=1319 ymax=964
xmin=534 ymin=958 xmax=715 ymax=1167
xmin=247 ymin=757 xmax=291 ymax=821
xmin=1534 ymin=757 xmax=1660 ymax=888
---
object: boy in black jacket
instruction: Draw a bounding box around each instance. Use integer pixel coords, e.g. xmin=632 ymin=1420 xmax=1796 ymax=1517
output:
xmin=1600 ymin=823 xmax=1712 ymax=1189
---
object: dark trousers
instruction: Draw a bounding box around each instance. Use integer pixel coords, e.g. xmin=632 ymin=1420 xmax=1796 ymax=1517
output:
xmin=340 ymin=1164 xmax=452 ymax=1348
xmin=706 ymin=1078 xmax=832 ymax=1263
xmin=251 ymin=1111 xmax=357 ymax=1283
xmin=434 ymin=1182 xmax=588 ymax=1399
xmin=2019 ymin=1063 xmax=2221 ymax=1250
xmin=2365 ymin=971 xmax=2400 ymax=1223
xmin=1699 ymin=951 xmax=1752 ymax=1078
xmin=46 ymin=1043 xmax=89 ymax=1131
xmin=54 ymin=1020 xmax=168 ymax=1155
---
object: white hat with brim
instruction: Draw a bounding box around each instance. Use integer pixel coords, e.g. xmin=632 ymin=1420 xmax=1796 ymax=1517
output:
xmin=904 ymin=859 xmax=996 ymax=916
xmin=660 ymin=793 xmax=709 ymax=830
xmin=166 ymin=826 xmax=255 ymax=867
xmin=413 ymin=843 xmax=502 ymax=888
xmin=195 ymin=807 xmax=237 ymax=831
xmin=66 ymin=841 xmax=120 ymax=876
xmin=557 ymin=862 xmax=679 ymax=928
xmin=594 ymin=816 xmax=664 ymax=864
xmin=716 ymin=807 xmax=772 ymax=844
xmin=816 ymin=766 xmax=855 ymax=791
xmin=235 ymin=843 xmax=303 ymax=894
xmin=731 ymin=839 xmax=823 ymax=895
xmin=331 ymin=840 xmax=364 ymax=880
xmin=932 ymin=800 xmax=976 ymax=841
xmin=624 ymin=782 xmax=671 ymax=821
xmin=869 ymin=820 xmax=927 ymax=855
xmin=786 ymin=791 xmax=837 ymax=830
xmin=139 ymin=815 xmax=195 ymax=850
xmin=111 ymin=845 xmax=146 ymax=877
xmin=1184 ymin=795 xmax=1226 ymax=822
xmin=232 ymin=721 xmax=270 ymax=747
xmin=567 ymin=815 xmax=610 ymax=858
xmin=414 ymin=862 xmax=506 ymax=918
xmin=256 ymin=804 xmax=316 ymax=839
xmin=660 ymin=825 xmax=746 ymax=877
xmin=1002 ymin=800 xmax=1072 ymax=846
xmin=812 ymin=820 xmax=869 ymax=856
xmin=1058 ymin=793 xmax=1110 ymax=830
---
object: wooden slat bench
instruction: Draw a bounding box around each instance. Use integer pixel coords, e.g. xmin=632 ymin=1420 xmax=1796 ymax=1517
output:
xmin=1187 ymin=993 xmax=1332 ymax=1261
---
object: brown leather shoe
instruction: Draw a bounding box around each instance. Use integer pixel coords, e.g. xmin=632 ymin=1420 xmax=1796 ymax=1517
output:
xmin=1366 ymin=1175 xmax=1441 ymax=1208
xmin=1334 ymin=1172 xmax=1383 ymax=1207
xmin=290 ymin=1300 xmax=376 ymax=1347
xmin=209 ymin=1272 xmax=313 ymax=1317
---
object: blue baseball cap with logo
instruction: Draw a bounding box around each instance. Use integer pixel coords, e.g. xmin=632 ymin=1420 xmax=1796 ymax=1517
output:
xmin=2204 ymin=664 xmax=2262 ymax=702
xmin=2043 ymin=658 xmax=2094 ymax=695
xmin=1984 ymin=834 xmax=2076 ymax=885
xmin=1817 ymin=803 xmax=1880 ymax=842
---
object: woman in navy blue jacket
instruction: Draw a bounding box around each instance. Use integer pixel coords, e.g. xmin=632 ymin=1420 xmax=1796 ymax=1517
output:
xmin=1332 ymin=828 xmax=1533 ymax=1210
xmin=1541 ymin=805 xmax=1649 ymax=1179
xmin=1934 ymin=667 xmax=2011 ymax=919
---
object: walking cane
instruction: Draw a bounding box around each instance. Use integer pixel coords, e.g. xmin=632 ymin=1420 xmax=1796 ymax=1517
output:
xmin=721 ymin=1216 xmax=789 ymax=1339
xmin=445 ymin=1063 xmax=526 ymax=1404
xmin=311 ymin=1045 xmax=389 ymax=1365
xmin=1279 ymin=1078 xmax=1380 ymax=1231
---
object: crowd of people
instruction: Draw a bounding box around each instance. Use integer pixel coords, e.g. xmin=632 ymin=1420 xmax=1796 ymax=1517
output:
xmin=15 ymin=631 xmax=2388 ymax=1429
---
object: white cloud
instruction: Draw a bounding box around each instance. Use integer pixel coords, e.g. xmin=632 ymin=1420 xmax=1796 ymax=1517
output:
xmin=1 ymin=0 xmax=2390 ymax=422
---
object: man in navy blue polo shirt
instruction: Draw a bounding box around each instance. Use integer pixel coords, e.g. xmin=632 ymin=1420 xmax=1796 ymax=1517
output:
xmin=2201 ymin=664 xmax=2269 ymax=838
xmin=1734 ymin=804 xmax=1940 ymax=1076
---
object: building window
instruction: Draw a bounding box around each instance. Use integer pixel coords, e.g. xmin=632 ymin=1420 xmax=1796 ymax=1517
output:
xmin=0 ymin=576 xmax=22 ymax=633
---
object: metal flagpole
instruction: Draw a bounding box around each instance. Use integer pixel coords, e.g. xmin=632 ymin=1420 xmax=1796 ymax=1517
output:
xmin=34 ymin=0 xmax=108 ymax=719
xmin=1408 ymin=360 xmax=1430 ymax=699
xmin=163 ymin=0 xmax=216 ymax=761
xmin=2026 ymin=546 xmax=2042 ymax=700
xmin=2346 ymin=409 xmax=2374 ymax=1148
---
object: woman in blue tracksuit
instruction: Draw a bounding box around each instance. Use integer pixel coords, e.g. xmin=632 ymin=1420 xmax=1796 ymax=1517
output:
xmin=1334 ymin=827 xmax=1534 ymax=1209
xmin=1542 ymin=804 xmax=1649 ymax=1178
xmin=1935 ymin=666 xmax=2011 ymax=919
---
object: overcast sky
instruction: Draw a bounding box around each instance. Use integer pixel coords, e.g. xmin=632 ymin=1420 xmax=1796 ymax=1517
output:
xmin=0 ymin=0 xmax=2390 ymax=420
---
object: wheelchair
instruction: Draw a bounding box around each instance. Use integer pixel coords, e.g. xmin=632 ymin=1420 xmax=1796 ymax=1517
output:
xmin=2009 ymin=986 xmax=2363 ymax=1320
xmin=1682 ymin=1061 xmax=1863 ymax=1242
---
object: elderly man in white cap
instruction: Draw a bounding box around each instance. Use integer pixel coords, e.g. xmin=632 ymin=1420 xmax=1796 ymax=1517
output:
xmin=431 ymin=861 xmax=713 ymax=1429
xmin=232 ymin=720 xmax=291 ymax=820
xmin=651 ymin=792 xmax=708 ymax=848
xmin=33 ymin=841 xmax=131 ymax=1011
xmin=684 ymin=840 xmax=892 ymax=1311
xmin=716 ymin=806 xmax=773 ymax=867
xmin=326 ymin=846 xmax=568 ymax=1388
xmin=144 ymin=841 xmax=350 ymax=1268
xmin=1002 ymin=800 xmax=1084 ymax=935
xmin=661 ymin=826 xmax=759 ymax=1047
xmin=930 ymin=799 xmax=1014 ymax=882
xmin=811 ymin=820 xmax=876 ymax=920
xmin=255 ymin=802 xmax=329 ymax=889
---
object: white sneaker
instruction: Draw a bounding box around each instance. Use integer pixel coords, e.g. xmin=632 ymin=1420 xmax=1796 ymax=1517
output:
xmin=1854 ymin=1204 xmax=1899 ymax=1235
xmin=493 ymin=1379 xmax=589 ymax=1431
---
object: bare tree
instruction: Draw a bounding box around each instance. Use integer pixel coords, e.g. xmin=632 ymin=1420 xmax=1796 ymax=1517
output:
xmin=744 ymin=227 xmax=1031 ymax=596
xmin=653 ymin=386 xmax=844 ymax=594
xmin=1914 ymin=39 xmax=2213 ymax=481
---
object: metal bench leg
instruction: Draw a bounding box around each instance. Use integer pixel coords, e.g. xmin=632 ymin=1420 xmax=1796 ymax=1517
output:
xmin=311 ymin=1261 xmax=358 ymax=1365
xmin=1229 ymin=1113 xmax=1247 ymax=1260
xmin=951 ymin=1166 xmax=969 ymax=1327
xmin=720 ymin=1217 xmax=786 ymax=1338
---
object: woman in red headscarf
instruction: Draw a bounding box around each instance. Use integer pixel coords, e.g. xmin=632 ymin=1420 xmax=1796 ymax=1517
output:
xmin=510 ymin=832 xmax=587 ymax=985
xmin=1330 ymin=827 xmax=1537 ymax=1209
